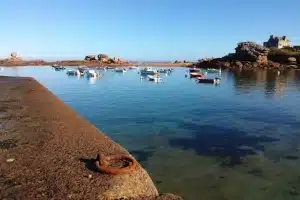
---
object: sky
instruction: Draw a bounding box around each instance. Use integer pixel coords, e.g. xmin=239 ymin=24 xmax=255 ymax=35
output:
xmin=1 ymin=0 xmax=300 ymax=61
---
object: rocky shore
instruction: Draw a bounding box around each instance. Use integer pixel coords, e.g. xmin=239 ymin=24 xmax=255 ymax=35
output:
xmin=0 ymin=76 xmax=182 ymax=200
xmin=190 ymin=42 xmax=300 ymax=70
xmin=0 ymin=53 xmax=191 ymax=68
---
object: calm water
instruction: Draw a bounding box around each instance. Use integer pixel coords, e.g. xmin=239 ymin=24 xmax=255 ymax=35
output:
xmin=1 ymin=66 xmax=300 ymax=199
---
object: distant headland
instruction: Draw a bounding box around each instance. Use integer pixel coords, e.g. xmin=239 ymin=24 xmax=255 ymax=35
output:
xmin=0 ymin=52 xmax=192 ymax=67
xmin=1 ymin=35 xmax=299 ymax=69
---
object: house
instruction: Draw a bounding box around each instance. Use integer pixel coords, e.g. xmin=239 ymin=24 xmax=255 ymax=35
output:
xmin=263 ymin=35 xmax=291 ymax=49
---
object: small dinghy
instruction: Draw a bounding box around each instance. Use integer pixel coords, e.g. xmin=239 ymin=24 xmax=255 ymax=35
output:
xmin=197 ymin=77 xmax=221 ymax=84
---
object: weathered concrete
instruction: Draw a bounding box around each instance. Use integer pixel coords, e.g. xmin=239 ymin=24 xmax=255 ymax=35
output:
xmin=0 ymin=76 xmax=167 ymax=199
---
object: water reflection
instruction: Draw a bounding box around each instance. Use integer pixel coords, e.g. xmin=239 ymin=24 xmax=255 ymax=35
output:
xmin=169 ymin=123 xmax=278 ymax=167
xmin=87 ymin=76 xmax=98 ymax=85
xmin=231 ymin=69 xmax=299 ymax=98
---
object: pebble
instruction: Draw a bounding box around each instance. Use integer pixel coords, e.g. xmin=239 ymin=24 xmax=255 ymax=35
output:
xmin=6 ymin=158 xmax=15 ymax=163
xmin=88 ymin=174 xmax=92 ymax=179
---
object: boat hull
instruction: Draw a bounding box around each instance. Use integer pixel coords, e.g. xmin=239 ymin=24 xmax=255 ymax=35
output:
xmin=189 ymin=68 xmax=201 ymax=73
xmin=197 ymin=77 xmax=221 ymax=84
xmin=190 ymin=73 xmax=205 ymax=78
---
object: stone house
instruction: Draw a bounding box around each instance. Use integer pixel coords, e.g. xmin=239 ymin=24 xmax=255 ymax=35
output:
xmin=263 ymin=35 xmax=291 ymax=49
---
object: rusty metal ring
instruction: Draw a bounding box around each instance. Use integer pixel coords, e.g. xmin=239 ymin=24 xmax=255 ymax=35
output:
xmin=94 ymin=153 xmax=137 ymax=175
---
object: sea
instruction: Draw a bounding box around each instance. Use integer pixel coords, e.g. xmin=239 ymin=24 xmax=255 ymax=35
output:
xmin=1 ymin=66 xmax=300 ymax=200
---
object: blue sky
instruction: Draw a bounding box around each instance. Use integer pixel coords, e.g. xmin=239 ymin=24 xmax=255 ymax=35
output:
xmin=1 ymin=0 xmax=299 ymax=61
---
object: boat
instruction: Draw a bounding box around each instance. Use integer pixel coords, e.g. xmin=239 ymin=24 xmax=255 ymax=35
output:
xmin=190 ymin=72 xmax=205 ymax=78
xmin=107 ymin=66 xmax=115 ymax=69
xmin=158 ymin=68 xmax=173 ymax=73
xmin=196 ymin=77 xmax=221 ymax=84
xmin=205 ymin=68 xmax=221 ymax=73
xmin=189 ymin=68 xmax=201 ymax=73
xmin=96 ymin=66 xmax=108 ymax=70
xmin=147 ymin=75 xmax=162 ymax=82
xmin=66 ymin=69 xmax=81 ymax=76
xmin=86 ymin=70 xmax=100 ymax=78
xmin=129 ymin=66 xmax=139 ymax=69
xmin=52 ymin=64 xmax=65 ymax=70
xmin=114 ymin=68 xmax=127 ymax=73
xmin=77 ymin=66 xmax=89 ymax=74
xmin=140 ymin=67 xmax=157 ymax=75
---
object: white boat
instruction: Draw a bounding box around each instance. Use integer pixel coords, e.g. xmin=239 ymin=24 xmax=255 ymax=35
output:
xmin=205 ymin=68 xmax=222 ymax=73
xmin=129 ymin=66 xmax=139 ymax=69
xmin=97 ymin=66 xmax=108 ymax=70
xmin=86 ymin=70 xmax=100 ymax=78
xmin=66 ymin=69 xmax=81 ymax=76
xmin=158 ymin=68 xmax=173 ymax=73
xmin=115 ymin=68 xmax=127 ymax=73
xmin=77 ymin=66 xmax=89 ymax=74
xmin=147 ymin=75 xmax=162 ymax=82
xmin=140 ymin=67 xmax=157 ymax=75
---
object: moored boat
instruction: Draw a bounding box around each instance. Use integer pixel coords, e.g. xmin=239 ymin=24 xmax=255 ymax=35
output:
xmin=129 ymin=66 xmax=139 ymax=69
xmin=96 ymin=66 xmax=108 ymax=70
xmin=190 ymin=72 xmax=205 ymax=78
xmin=114 ymin=68 xmax=127 ymax=73
xmin=205 ymin=68 xmax=221 ymax=73
xmin=196 ymin=77 xmax=221 ymax=84
xmin=147 ymin=74 xmax=162 ymax=82
xmin=52 ymin=64 xmax=65 ymax=70
xmin=86 ymin=70 xmax=100 ymax=78
xmin=158 ymin=68 xmax=173 ymax=73
xmin=66 ymin=69 xmax=81 ymax=76
xmin=140 ymin=67 xmax=157 ymax=75
xmin=189 ymin=68 xmax=201 ymax=73
xmin=77 ymin=66 xmax=89 ymax=74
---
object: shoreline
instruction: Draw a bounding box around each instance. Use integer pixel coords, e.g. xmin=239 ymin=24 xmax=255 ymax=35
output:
xmin=0 ymin=60 xmax=192 ymax=67
xmin=0 ymin=76 xmax=181 ymax=200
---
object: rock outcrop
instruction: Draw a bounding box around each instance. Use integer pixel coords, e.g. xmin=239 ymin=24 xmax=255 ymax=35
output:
xmin=83 ymin=54 xmax=127 ymax=64
xmin=6 ymin=52 xmax=23 ymax=62
xmin=174 ymin=60 xmax=189 ymax=64
xmin=192 ymin=41 xmax=299 ymax=70
xmin=84 ymin=55 xmax=97 ymax=61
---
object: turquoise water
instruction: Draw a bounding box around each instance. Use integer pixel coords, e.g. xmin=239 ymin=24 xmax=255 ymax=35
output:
xmin=1 ymin=67 xmax=300 ymax=199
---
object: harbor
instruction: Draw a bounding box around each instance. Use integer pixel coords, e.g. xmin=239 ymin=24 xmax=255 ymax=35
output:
xmin=1 ymin=66 xmax=300 ymax=199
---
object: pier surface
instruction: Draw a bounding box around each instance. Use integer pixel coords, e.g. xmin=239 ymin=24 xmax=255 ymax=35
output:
xmin=0 ymin=76 xmax=176 ymax=200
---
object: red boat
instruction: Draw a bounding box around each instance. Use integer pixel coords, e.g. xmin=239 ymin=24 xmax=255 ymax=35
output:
xmin=190 ymin=72 xmax=205 ymax=78
xmin=189 ymin=68 xmax=201 ymax=73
